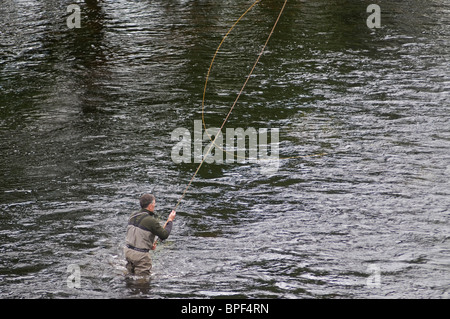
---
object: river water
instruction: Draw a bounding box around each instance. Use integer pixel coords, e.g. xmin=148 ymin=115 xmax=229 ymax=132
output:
xmin=0 ymin=0 xmax=449 ymax=299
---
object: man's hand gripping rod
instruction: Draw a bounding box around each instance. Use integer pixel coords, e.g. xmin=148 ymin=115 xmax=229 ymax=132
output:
xmin=151 ymin=210 xmax=176 ymax=250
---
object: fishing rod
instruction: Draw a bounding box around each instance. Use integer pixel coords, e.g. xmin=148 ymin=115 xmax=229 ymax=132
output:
xmin=175 ymin=0 xmax=288 ymax=212
xmin=152 ymin=0 xmax=288 ymax=249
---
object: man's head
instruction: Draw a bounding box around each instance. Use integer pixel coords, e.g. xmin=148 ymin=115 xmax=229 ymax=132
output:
xmin=140 ymin=193 xmax=156 ymax=211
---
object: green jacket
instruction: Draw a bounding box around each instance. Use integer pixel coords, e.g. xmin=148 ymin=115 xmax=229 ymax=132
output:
xmin=125 ymin=208 xmax=173 ymax=252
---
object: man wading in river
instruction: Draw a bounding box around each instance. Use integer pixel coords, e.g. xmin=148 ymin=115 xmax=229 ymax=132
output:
xmin=124 ymin=193 xmax=176 ymax=276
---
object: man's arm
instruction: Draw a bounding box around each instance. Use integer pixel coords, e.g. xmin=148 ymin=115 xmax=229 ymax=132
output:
xmin=150 ymin=210 xmax=176 ymax=241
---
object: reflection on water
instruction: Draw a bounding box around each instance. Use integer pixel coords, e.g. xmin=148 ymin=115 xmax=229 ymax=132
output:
xmin=0 ymin=0 xmax=449 ymax=298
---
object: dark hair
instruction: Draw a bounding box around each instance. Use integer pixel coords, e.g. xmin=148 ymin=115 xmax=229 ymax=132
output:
xmin=140 ymin=193 xmax=155 ymax=208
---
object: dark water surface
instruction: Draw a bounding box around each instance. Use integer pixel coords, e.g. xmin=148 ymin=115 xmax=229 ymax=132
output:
xmin=1 ymin=0 xmax=449 ymax=298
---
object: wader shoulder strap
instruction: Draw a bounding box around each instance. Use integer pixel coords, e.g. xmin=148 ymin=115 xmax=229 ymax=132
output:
xmin=129 ymin=211 xmax=147 ymax=227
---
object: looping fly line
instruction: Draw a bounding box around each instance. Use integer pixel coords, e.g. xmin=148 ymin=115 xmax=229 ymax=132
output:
xmin=201 ymin=0 xmax=325 ymax=162
xmin=174 ymin=0 xmax=325 ymax=211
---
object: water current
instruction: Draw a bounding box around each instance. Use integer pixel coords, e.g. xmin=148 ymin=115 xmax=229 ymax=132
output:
xmin=0 ymin=0 xmax=449 ymax=298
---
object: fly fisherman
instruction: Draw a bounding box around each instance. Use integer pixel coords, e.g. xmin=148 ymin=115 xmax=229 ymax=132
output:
xmin=124 ymin=193 xmax=176 ymax=276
